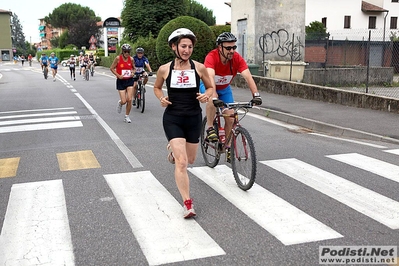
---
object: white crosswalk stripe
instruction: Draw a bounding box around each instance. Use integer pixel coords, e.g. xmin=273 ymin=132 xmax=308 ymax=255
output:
xmin=188 ymin=165 xmax=343 ymax=245
xmin=0 ymin=108 xmax=83 ymax=134
xmin=0 ymin=180 xmax=74 ymax=266
xmin=261 ymin=157 xmax=399 ymax=229
xmin=326 ymin=153 xmax=399 ymax=184
xmin=104 ymin=171 xmax=225 ymax=265
xmin=0 ymin=152 xmax=398 ymax=265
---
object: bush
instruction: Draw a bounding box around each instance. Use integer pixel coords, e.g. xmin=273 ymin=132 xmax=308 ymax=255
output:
xmin=210 ymin=25 xmax=231 ymax=41
xmin=156 ymin=16 xmax=215 ymax=64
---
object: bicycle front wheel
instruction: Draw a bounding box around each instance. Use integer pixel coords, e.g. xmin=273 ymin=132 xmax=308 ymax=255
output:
xmin=200 ymin=117 xmax=220 ymax=168
xmin=140 ymin=87 xmax=145 ymax=113
xmin=44 ymin=68 xmax=48 ymax=79
xmin=85 ymin=70 xmax=89 ymax=81
xmin=231 ymin=126 xmax=257 ymax=190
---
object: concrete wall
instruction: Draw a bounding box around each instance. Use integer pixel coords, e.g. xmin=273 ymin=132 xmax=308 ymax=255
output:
xmin=303 ymin=67 xmax=394 ymax=86
xmin=231 ymin=0 xmax=306 ymax=65
xmin=231 ymin=74 xmax=399 ymax=113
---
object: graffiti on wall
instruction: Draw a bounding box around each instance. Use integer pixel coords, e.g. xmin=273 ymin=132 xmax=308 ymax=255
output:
xmin=259 ymin=29 xmax=304 ymax=61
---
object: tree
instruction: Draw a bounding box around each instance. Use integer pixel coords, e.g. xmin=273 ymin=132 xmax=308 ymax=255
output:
xmin=121 ymin=0 xmax=216 ymax=42
xmin=306 ymin=21 xmax=329 ymax=40
xmin=184 ymin=0 xmax=215 ymax=26
xmin=122 ymin=0 xmax=186 ymax=42
xmin=45 ymin=3 xmax=101 ymax=48
xmin=11 ymin=13 xmax=26 ymax=54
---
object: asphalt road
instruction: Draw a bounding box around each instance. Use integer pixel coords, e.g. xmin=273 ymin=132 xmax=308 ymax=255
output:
xmin=0 ymin=61 xmax=398 ymax=266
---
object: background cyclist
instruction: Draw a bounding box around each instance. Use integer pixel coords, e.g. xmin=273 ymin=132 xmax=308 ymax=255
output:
xmin=80 ymin=54 xmax=91 ymax=78
xmin=132 ymin=47 xmax=153 ymax=106
xmin=88 ymin=52 xmax=96 ymax=73
xmin=40 ymin=53 xmax=49 ymax=72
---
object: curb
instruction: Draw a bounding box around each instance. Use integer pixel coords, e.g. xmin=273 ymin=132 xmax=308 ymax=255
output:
xmin=250 ymin=106 xmax=399 ymax=145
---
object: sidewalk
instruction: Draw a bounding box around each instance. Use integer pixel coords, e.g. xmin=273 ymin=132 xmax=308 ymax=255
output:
xmin=232 ymin=86 xmax=399 ymax=145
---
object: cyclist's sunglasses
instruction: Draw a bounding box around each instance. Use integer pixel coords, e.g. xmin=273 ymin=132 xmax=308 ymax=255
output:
xmin=222 ymin=45 xmax=237 ymax=51
xmin=122 ymin=50 xmax=130 ymax=54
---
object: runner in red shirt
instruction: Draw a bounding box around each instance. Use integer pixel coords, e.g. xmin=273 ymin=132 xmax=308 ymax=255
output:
xmin=110 ymin=43 xmax=136 ymax=123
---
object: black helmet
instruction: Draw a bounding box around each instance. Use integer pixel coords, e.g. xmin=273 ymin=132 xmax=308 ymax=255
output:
xmin=216 ymin=32 xmax=237 ymax=45
xmin=136 ymin=47 xmax=144 ymax=53
xmin=121 ymin=43 xmax=131 ymax=51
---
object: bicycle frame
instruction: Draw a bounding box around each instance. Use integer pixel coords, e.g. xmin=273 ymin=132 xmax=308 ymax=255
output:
xmin=201 ymin=101 xmax=257 ymax=190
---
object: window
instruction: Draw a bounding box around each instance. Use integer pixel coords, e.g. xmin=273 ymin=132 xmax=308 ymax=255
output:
xmin=344 ymin=16 xmax=351 ymax=28
xmin=392 ymin=0 xmax=398 ymax=2
xmin=391 ymin=17 xmax=398 ymax=29
xmin=368 ymin=16 xmax=376 ymax=29
xmin=322 ymin=17 xmax=327 ymax=28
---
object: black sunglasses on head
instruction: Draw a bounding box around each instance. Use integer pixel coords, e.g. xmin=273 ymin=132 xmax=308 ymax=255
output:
xmin=222 ymin=45 xmax=237 ymax=51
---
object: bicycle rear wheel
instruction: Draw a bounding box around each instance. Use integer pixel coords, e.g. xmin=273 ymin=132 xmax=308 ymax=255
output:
xmin=200 ymin=117 xmax=220 ymax=168
xmin=140 ymin=86 xmax=145 ymax=113
xmin=231 ymin=126 xmax=257 ymax=190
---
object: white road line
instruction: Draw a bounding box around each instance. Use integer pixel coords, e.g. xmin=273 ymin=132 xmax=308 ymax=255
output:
xmin=0 ymin=116 xmax=80 ymax=126
xmin=326 ymin=153 xmax=399 ymax=184
xmin=0 ymin=111 xmax=77 ymax=120
xmin=0 ymin=107 xmax=74 ymax=115
xmin=0 ymin=121 xmax=82 ymax=134
xmin=384 ymin=149 xmax=399 ymax=155
xmin=0 ymin=180 xmax=75 ymax=266
xmin=261 ymin=158 xmax=399 ymax=229
xmin=247 ymin=112 xmax=303 ymax=130
xmin=104 ymin=171 xmax=225 ymax=266
xmin=188 ymin=165 xmax=342 ymax=245
xmin=310 ymin=133 xmax=387 ymax=148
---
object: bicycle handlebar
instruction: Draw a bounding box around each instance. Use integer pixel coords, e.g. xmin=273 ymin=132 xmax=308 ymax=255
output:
xmin=213 ymin=98 xmax=254 ymax=109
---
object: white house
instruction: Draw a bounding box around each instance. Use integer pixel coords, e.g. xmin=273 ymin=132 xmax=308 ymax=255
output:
xmin=306 ymin=0 xmax=399 ymax=41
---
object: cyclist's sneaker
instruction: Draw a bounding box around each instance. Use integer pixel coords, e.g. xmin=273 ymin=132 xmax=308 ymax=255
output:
xmin=183 ymin=198 xmax=196 ymax=219
xmin=206 ymin=127 xmax=218 ymax=142
xmin=166 ymin=144 xmax=175 ymax=164
xmin=124 ymin=116 xmax=131 ymax=123
xmin=132 ymin=99 xmax=136 ymax=106
xmin=117 ymin=100 xmax=122 ymax=113
xmin=226 ymin=147 xmax=231 ymax=163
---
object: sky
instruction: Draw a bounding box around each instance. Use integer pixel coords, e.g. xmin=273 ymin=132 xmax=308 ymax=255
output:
xmin=1 ymin=0 xmax=231 ymax=44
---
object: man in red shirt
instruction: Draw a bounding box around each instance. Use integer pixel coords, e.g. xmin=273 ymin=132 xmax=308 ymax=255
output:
xmin=202 ymin=32 xmax=262 ymax=147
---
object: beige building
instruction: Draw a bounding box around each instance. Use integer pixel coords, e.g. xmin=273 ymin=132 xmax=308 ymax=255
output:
xmin=0 ymin=9 xmax=13 ymax=61
xmin=38 ymin=18 xmax=64 ymax=50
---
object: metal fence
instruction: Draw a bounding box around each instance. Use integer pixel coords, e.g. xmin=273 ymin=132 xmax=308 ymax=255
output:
xmin=305 ymin=29 xmax=399 ymax=99
xmin=239 ymin=29 xmax=399 ymax=99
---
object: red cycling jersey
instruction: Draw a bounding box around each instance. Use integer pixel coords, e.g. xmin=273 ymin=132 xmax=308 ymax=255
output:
xmin=116 ymin=55 xmax=134 ymax=79
xmin=204 ymin=48 xmax=248 ymax=90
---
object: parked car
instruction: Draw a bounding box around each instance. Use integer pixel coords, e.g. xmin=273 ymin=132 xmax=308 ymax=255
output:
xmin=61 ymin=60 xmax=69 ymax=67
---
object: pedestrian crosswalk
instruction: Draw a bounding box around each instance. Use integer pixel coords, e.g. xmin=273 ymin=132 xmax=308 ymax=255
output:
xmin=0 ymin=151 xmax=398 ymax=265
xmin=0 ymin=107 xmax=83 ymax=134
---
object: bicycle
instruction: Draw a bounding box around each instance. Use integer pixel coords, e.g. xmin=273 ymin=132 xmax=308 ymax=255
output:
xmin=134 ymin=72 xmax=152 ymax=113
xmin=85 ymin=66 xmax=90 ymax=81
xmin=200 ymin=99 xmax=257 ymax=191
xmin=89 ymin=62 xmax=95 ymax=77
xmin=43 ymin=66 xmax=48 ymax=80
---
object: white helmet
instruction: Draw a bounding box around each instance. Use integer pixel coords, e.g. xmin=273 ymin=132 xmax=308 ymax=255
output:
xmin=168 ymin=28 xmax=196 ymax=47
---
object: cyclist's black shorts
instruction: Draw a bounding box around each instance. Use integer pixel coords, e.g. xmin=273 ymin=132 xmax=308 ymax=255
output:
xmin=163 ymin=112 xmax=202 ymax=143
xmin=116 ymin=78 xmax=134 ymax=91
xmin=133 ymin=71 xmax=145 ymax=81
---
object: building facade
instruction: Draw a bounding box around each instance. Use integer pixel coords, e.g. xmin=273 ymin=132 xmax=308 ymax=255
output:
xmin=37 ymin=18 xmax=64 ymax=50
xmin=0 ymin=9 xmax=13 ymax=61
